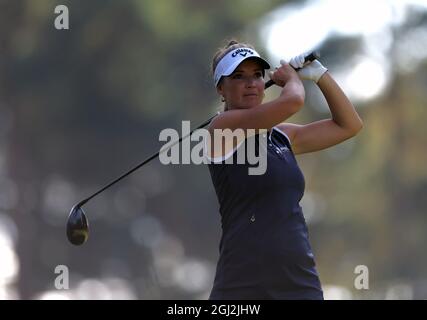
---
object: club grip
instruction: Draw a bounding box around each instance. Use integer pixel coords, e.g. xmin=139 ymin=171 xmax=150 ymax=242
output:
xmin=264 ymin=51 xmax=320 ymax=89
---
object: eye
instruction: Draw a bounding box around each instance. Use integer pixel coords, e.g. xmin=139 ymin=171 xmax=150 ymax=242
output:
xmin=255 ymin=72 xmax=263 ymax=78
xmin=231 ymin=73 xmax=243 ymax=79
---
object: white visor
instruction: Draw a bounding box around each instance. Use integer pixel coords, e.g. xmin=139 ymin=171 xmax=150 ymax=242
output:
xmin=214 ymin=47 xmax=270 ymax=86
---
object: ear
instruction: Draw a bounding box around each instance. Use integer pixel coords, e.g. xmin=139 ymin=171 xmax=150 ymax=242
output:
xmin=216 ymin=83 xmax=224 ymax=96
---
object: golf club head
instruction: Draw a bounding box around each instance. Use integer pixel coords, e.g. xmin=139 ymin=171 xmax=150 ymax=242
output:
xmin=67 ymin=205 xmax=89 ymax=245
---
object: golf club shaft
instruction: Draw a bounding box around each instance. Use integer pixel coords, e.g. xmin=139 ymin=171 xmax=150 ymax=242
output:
xmin=77 ymin=51 xmax=319 ymax=207
xmin=77 ymin=114 xmax=217 ymax=207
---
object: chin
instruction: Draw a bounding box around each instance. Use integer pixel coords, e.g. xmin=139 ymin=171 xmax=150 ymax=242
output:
xmin=245 ymin=102 xmax=262 ymax=109
xmin=229 ymin=100 xmax=262 ymax=110
xmin=235 ymin=104 xmax=255 ymax=110
xmin=239 ymin=101 xmax=262 ymax=109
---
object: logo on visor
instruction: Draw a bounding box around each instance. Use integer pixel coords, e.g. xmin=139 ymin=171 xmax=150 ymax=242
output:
xmin=232 ymin=48 xmax=254 ymax=58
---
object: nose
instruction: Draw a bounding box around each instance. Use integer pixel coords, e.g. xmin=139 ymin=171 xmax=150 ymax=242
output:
xmin=245 ymin=76 xmax=256 ymax=87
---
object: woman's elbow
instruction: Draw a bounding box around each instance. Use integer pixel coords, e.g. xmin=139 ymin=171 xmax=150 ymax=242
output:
xmin=348 ymin=118 xmax=364 ymax=137
xmin=288 ymin=93 xmax=305 ymax=113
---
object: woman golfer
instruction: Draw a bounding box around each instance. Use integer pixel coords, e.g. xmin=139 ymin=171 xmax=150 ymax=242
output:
xmin=206 ymin=40 xmax=363 ymax=300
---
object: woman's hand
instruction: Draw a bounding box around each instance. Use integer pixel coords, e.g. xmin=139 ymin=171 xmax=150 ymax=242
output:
xmin=288 ymin=54 xmax=328 ymax=83
xmin=268 ymin=61 xmax=302 ymax=87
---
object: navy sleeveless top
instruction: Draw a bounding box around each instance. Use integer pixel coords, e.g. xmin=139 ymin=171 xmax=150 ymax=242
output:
xmin=207 ymin=127 xmax=323 ymax=299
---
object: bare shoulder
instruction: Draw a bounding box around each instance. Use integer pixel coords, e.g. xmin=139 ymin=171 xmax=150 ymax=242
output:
xmin=207 ymin=111 xmax=247 ymax=159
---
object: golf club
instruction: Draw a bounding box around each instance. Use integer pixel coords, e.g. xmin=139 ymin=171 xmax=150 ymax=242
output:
xmin=66 ymin=51 xmax=320 ymax=245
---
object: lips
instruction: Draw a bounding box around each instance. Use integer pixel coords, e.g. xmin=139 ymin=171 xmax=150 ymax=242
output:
xmin=243 ymin=93 xmax=258 ymax=97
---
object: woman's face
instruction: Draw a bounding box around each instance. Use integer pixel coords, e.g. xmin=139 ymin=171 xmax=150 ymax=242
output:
xmin=217 ymin=59 xmax=265 ymax=110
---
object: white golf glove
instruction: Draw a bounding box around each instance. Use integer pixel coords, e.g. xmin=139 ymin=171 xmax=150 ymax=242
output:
xmin=281 ymin=54 xmax=328 ymax=83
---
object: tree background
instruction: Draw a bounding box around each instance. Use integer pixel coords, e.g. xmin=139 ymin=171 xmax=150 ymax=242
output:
xmin=0 ymin=0 xmax=426 ymax=299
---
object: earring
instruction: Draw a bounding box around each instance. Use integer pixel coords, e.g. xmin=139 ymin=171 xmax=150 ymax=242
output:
xmin=221 ymin=97 xmax=225 ymax=102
